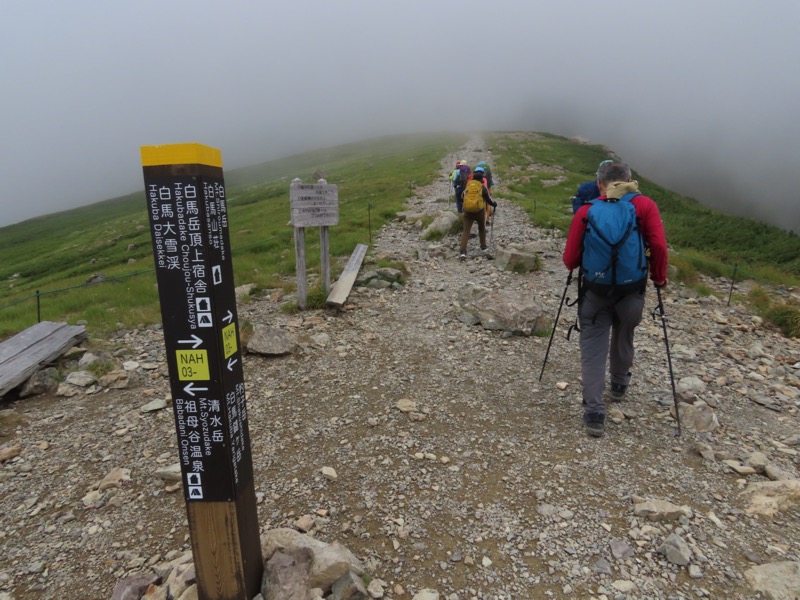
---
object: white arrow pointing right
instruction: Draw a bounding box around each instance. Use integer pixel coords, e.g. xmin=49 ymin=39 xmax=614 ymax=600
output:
xmin=177 ymin=334 xmax=203 ymax=349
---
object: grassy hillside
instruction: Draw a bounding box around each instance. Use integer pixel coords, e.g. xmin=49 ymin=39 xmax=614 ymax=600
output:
xmin=1 ymin=130 xmax=798 ymax=340
xmin=0 ymin=133 xmax=468 ymax=338
xmin=486 ymin=131 xmax=800 ymax=276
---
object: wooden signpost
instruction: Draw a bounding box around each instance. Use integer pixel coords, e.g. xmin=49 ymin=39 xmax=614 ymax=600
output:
xmin=290 ymin=178 xmax=338 ymax=309
xmin=141 ymin=143 xmax=262 ymax=600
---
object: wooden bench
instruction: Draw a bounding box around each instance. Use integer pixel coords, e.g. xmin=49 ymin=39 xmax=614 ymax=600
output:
xmin=0 ymin=321 xmax=87 ymax=398
xmin=326 ymin=243 xmax=368 ymax=308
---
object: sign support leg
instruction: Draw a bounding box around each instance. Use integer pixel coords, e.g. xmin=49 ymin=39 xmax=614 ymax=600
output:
xmin=294 ymin=226 xmax=307 ymax=310
xmin=321 ymin=225 xmax=330 ymax=294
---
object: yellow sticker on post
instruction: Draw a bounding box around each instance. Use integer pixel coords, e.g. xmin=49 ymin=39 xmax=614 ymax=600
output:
xmin=221 ymin=323 xmax=238 ymax=359
xmin=176 ymin=350 xmax=210 ymax=381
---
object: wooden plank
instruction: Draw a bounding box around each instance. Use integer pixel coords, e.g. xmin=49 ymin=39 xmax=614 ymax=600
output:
xmin=0 ymin=321 xmax=63 ymax=363
xmin=0 ymin=321 xmax=87 ymax=398
xmin=326 ymin=243 xmax=368 ymax=308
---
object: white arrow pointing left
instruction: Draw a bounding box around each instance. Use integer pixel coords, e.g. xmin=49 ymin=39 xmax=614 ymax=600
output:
xmin=183 ymin=382 xmax=208 ymax=396
xmin=227 ymin=357 xmax=238 ymax=371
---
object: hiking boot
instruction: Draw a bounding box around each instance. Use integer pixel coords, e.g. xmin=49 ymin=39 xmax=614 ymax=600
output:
xmin=609 ymin=382 xmax=628 ymax=402
xmin=584 ymin=412 xmax=605 ymax=438
xmin=609 ymin=372 xmax=631 ymax=402
xmin=459 ymin=253 xmax=466 ymax=262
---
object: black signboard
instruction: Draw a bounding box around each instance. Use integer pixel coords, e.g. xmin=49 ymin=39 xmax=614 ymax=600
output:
xmin=142 ymin=145 xmax=254 ymax=503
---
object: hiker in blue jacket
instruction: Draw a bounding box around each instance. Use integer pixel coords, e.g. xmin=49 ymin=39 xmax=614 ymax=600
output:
xmin=571 ymin=160 xmax=613 ymax=213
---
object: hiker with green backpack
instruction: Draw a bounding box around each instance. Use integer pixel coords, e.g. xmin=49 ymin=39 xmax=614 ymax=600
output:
xmin=562 ymin=160 xmax=668 ymax=437
xmin=475 ymin=161 xmax=495 ymax=224
xmin=459 ymin=170 xmax=497 ymax=261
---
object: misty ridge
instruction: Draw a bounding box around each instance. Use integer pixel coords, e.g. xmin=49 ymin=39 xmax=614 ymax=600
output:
xmin=1 ymin=130 xmax=799 ymax=344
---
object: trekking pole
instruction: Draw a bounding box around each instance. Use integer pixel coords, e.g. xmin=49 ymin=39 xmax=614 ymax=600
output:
xmin=449 ymin=178 xmax=453 ymax=207
xmin=489 ymin=204 xmax=496 ymax=254
xmin=727 ymin=263 xmax=738 ymax=307
xmin=538 ymin=270 xmax=573 ymax=381
xmin=653 ymin=285 xmax=682 ymax=436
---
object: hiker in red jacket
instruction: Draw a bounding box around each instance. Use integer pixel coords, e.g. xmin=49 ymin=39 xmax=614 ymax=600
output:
xmin=563 ymin=160 xmax=668 ymax=437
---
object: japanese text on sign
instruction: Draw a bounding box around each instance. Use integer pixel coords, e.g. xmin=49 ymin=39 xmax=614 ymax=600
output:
xmin=145 ymin=170 xmax=252 ymax=502
xmin=290 ymin=183 xmax=339 ymax=227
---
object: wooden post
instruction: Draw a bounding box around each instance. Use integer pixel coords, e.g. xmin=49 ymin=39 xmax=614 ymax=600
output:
xmin=320 ymin=226 xmax=330 ymax=294
xmin=141 ymin=143 xmax=263 ymax=600
xmin=318 ymin=178 xmax=331 ymax=295
xmin=295 ymin=225 xmax=308 ymax=310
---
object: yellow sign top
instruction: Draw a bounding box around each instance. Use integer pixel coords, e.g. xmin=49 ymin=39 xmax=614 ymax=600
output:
xmin=140 ymin=143 xmax=223 ymax=168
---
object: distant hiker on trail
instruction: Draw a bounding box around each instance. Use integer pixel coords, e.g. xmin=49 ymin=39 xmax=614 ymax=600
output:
xmin=465 ymin=165 xmax=488 ymax=188
xmin=453 ymin=161 xmax=471 ymax=213
xmin=459 ymin=170 xmax=497 ymax=261
xmin=571 ymin=159 xmax=613 ymax=214
xmin=467 ymin=166 xmax=493 ymax=226
xmin=475 ymin=161 xmax=495 ymax=224
xmin=562 ymin=160 xmax=668 ymax=438
xmin=476 ymin=161 xmax=493 ymax=189
xmin=449 ymin=161 xmax=460 ymax=193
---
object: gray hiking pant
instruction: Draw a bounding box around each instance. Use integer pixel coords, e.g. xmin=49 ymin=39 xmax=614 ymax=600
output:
xmin=579 ymin=289 xmax=645 ymax=415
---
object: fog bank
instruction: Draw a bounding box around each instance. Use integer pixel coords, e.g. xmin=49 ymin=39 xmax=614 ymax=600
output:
xmin=2 ymin=0 xmax=798 ymax=233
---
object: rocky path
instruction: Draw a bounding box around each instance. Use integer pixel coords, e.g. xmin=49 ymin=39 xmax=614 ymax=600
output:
xmin=1 ymin=135 xmax=799 ymax=600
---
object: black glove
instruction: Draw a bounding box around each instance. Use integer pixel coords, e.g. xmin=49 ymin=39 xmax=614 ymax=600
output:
xmin=489 ymin=199 xmax=497 ymax=208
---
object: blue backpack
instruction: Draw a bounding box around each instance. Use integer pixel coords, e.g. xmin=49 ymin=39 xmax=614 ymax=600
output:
xmin=580 ymin=193 xmax=648 ymax=295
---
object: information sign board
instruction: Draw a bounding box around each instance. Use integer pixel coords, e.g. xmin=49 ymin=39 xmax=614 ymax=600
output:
xmin=290 ymin=182 xmax=339 ymax=227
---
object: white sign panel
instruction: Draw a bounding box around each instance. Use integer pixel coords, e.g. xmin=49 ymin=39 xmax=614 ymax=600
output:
xmin=290 ymin=183 xmax=339 ymax=227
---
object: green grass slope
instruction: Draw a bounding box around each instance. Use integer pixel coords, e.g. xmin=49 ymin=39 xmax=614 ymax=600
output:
xmin=1 ymin=130 xmax=798 ymax=340
xmin=487 ymin=131 xmax=800 ymax=276
xmin=0 ymin=133 xmax=467 ymax=338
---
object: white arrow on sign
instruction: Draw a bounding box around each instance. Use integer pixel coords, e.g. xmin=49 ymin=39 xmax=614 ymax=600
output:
xmin=183 ymin=382 xmax=208 ymax=396
xmin=177 ymin=334 xmax=203 ymax=349
xmin=227 ymin=357 xmax=238 ymax=372
xmin=222 ymin=310 xmax=233 ymax=324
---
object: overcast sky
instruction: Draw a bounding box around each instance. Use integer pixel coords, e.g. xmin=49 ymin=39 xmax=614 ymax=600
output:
xmin=2 ymin=0 xmax=799 ymax=232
